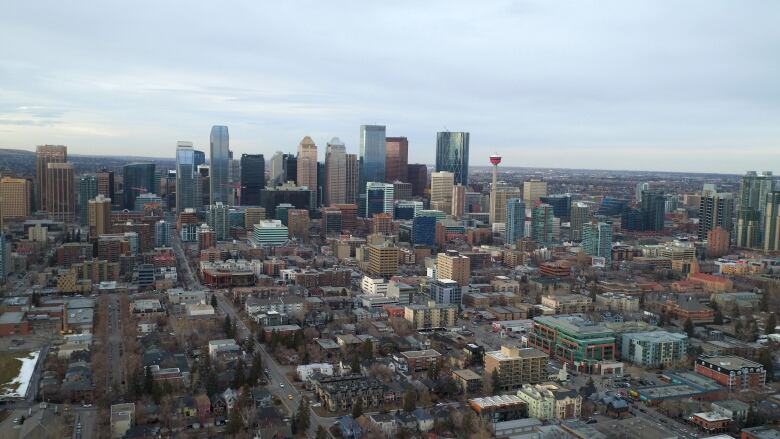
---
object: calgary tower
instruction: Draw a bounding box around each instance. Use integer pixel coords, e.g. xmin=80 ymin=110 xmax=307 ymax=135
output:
xmin=489 ymin=153 xmax=501 ymax=224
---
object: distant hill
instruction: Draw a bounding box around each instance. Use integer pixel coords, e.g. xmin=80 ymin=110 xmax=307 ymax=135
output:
xmin=0 ymin=148 xmax=176 ymax=177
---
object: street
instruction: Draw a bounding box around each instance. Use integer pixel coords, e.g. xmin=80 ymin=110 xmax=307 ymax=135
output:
xmin=105 ymin=294 xmax=126 ymax=399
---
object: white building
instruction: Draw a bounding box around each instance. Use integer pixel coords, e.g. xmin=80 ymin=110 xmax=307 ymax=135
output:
xmin=296 ymin=363 xmax=334 ymax=381
xmin=361 ymin=276 xmax=388 ymax=295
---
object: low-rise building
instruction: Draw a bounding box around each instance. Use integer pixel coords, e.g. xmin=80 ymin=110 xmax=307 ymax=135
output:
xmin=690 ymin=411 xmax=731 ymax=434
xmin=296 ymin=363 xmax=334 ymax=381
xmin=404 ymin=301 xmax=457 ymax=329
xmin=400 ymin=349 xmax=443 ymax=374
xmin=484 ymin=346 xmax=548 ymax=392
xmin=515 ymin=383 xmax=582 ymax=421
xmin=541 ymin=294 xmax=593 ymax=314
xmin=468 ymin=395 xmax=528 ymax=423
xmin=528 ymin=315 xmax=616 ymax=372
xmin=208 ymin=339 xmax=240 ymax=360
xmin=621 ymin=331 xmax=688 ymax=368
xmin=595 ymin=292 xmax=640 ymax=313
xmin=452 ymin=369 xmax=482 ymax=394
xmin=311 ymin=374 xmax=386 ymax=413
xmin=694 ymin=356 xmax=766 ymax=391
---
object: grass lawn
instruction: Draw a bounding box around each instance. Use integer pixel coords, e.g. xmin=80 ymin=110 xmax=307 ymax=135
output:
xmin=0 ymin=351 xmax=25 ymax=393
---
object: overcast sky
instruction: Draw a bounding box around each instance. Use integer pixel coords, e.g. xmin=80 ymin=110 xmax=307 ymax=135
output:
xmin=1 ymin=1 xmax=779 ymax=173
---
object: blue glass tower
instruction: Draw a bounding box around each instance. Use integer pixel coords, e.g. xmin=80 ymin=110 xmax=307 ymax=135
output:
xmin=435 ymin=132 xmax=469 ymax=186
xmin=359 ymin=125 xmax=386 ymax=195
xmin=506 ymin=198 xmax=526 ymax=244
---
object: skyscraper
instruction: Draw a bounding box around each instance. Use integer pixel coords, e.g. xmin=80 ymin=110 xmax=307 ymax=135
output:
xmin=763 ymin=191 xmax=780 ymax=253
xmin=88 ymin=194 xmax=112 ymax=237
xmin=531 ymin=203 xmax=555 ymax=244
xmin=435 ymin=132 xmax=469 ymax=186
xmin=365 ymin=182 xmax=394 ymax=218
xmin=35 ymin=144 xmax=67 ymax=212
xmin=176 ymin=141 xmax=197 ymax=212
xmin=240 ymin=154 xmax=265 ymax=206
xmin=359 ymin=125 xmax=387 ymax=194
xmin=270 ymin=151 xmax=286 ymax=186
xmin=407 ymin=164 xmax=428 ymax=197
xmin=506 ymin=198 xmax=526 ymax=244
xmin=46 ymin=163 xmax=75 ymax=222
xmin=96 ymin=169 xmax=115 ymax=205
xmin=0 ymin=177 xmax=31 ymax=222
xmin=193 ymin=149 xmax=206 ymax=167
xmin=430 ymin=171 xmax=455 ymax=214
xmin=523 ymin=180 xmax=548 ymax=204
xmin=737 ymin=171 xmax=775 ymax=248
xmin=123 ymin=163 xmax=156 ymax=210
xmin=451 ymin=185 xmax=466 ymax=217
xmin=78 ymin=176 xmax=98 ymax=225
xmin=582 ymin=221 xmax=613 ymax=262
xmin=697 ymin=185 xmax=734 ymax=241
xmin=324 ymin=138 xmax=347 ymax=206
xmin=437 ymin=250 xmax=470 ymax=287
xmin=345 ymin=153 xmax=359 ymax=204
xmin=635 ymin=182 xmax=650 ymax=202
xmin=570 ymin=202 xmax=593 ymax=241
xmin=209 ymin=125 xmax=230 ymax=205
xmin=207 ymin=202 xmax=230 ymax=240
xmin=385 ymin=136 xmax=408 ymax=183
xmin=540 ymin=194 xmax=571 ymax=221
xmin=284 ymin=154 xmax=298 ymax=185
xmin=296 ymin=136 xmax=318 ymax=189
xmin=491 ymin=187 xmax=522 ymax=224
xmin=640 ymin=190 xmax=666 ymax=231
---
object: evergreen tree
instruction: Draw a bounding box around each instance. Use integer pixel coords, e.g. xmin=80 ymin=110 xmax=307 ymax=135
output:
xmin=684 ymin=318 xmax=694 ymax=337
xmin=316 ymin=426 xmax=327 ymax=439
xmin=249 ymin=352 xmax=263 ymax=384
xmin=350 ymin=355 xmax=361 ymax=373
xmin=758 ymin=350 xmax=775 ymax=382
xmin=491 ymin=368 xmax=501 ymax=392
xmin=352 ymin=398 xmax=364 ymax=418
xmin=361 ymin=340 xmax=374 ymax=360
xmin=403 ymin=388 xmax=417 ymax=412
xmin=427 ymin=362 xmax=439 ymax=380
xmin=225 ymin=407 xmax=243 ymax=434
xmin=713 ymin=309 xmax=724 ymax=325
xmin=735 ymin=319 xmax=743 ymax=338
xmin=224 ymin=315 xmax=232 ymax=337
xmin=211 ymin=294 xmax=218 ymax=308
xmin=246 ymin=337 xmax=255 ymax=354
xmin=296 ymin=399 xmax=310 ymax=432
xmin=144 ymin=366 xmax=155 ymax=395
xmin=233 ymin=358 xmax=245 ymax=389
xmin=766 ymin=313 xmax=777 ymax=336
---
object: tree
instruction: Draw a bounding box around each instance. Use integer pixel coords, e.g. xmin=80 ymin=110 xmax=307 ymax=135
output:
xmin=296 ymin=399 xmax=310 ymax=432
xmin=684 ymin=318 xmax=694 ymax=337
xmin=491 ymin=368 xmax=501 ymax=392
xmin=735 ymin=319 xmax=744 ymax=338
xmin=225 ymin=407 xmax=243 ymax=435
xmin=758 ymin=349 xmax=775 ymax=382
xmin=246 ymin=337 xmax=255 ymax=354
xmin=249 ymin=352 xmax=263 ymax=384
xmin=766 ymin=313 xmax=777 ymax=336
xmin=361 ymin=340 xmax=374 ymax=360
xmin=403 ymin=387 xmax=417 ymax=412
xmin=352 ymin=398 xmax=364 ymax=418
xmin=224 ymin=315 xmax=233 ymax=338
xmin=211 ymin=294 xmax=218 ymax=308
xmin=316 ymin=426 xmax=327 ymax=439
xmin=427 ymin=362 xmax=440 ymax=380
xmin=233 ymin=358 xmax=245 ymax=389
xmin=350 ymin=355 xmax=361 ymax=374
xmin=713 ymin=309 xmax=724 ymax=325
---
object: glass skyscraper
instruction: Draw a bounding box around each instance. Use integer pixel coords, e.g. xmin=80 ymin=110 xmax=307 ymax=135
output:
xmin=77 ymin=176 xmax=97 ymax=225
xmin=359 ymin=125 xmax=386 ymax=194
xmin=240 ymin=154 xmax=265 ymax=206
xmin=209 ymin=125 xmax=230 ymax=205
xmin=365 ymin=182 xmax=394 ymax=218
xmin=435 ymin=131 xmax=469 ymax=186
xmin=176 ymin=142 xmax=197 ymax=211
xmin=123 ymin=162 xmax=156 ymax=210
xmin=506 ymin=198 xmax=526 ymax=244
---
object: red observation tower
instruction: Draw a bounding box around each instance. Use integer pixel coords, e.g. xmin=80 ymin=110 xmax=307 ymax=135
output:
xmin=489 ymin=154 xmax=501 ymax=224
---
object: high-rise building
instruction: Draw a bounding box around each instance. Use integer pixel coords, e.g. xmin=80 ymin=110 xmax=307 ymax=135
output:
xmin=640 ymin=190 xmax=666 ymax=231
xmin=429 ymin=279 xmax=462 ymax=306
xmin=707 ymin=226 xmax=730 ymax=258
xmin=430 ymin=171 xmax=454 ymax=214
xmin=385 ymin=136 xmax=408 ymax=183
xmin=393 ymin=181 xmax=413 ymax=201
xmin=321 ymin=208 xmax=343 ymax=235
xmin=570 ymin=202 xmax=592 ymax=241
xmin=531 ymin=203 xmax=555 ymax=244
xmin=0 ymin=233 xmax=6 ymax=282
xmin=540 ymin=194 xmax=571 ymax=221
xmin=88 ymin=195 xmax=112 ymax=237
xmin=324 ymin=138 xmax=347 ymax=206
xmin=365 ymin=182 xmax=394 ymax=218
xmin=207 ymin=202 xmax=230 ymax=240
xmin=485 ymin=346 xmax=548 ymax=392
xmin=582 ymin=221 xmax=613 ymax=262
xmin=175 ymin=142 xmax=196 ymax=212
xmin=228 ymin=151 xmax=241 ymax=206
xmin=372 ymin=212 xmax=392 ymax=235
xmin=506 ymin=198 xmax=526 ymax=244
xmin=77 ymin=176 xmax=98 ymax=225
xmin=269 ymin=151 xmax=286 ymax=186
xmin=252 ymin=220 xmax=289 ymax=247
xmin=435 ymin=132 xmax=469 ymax=186
xmin=155 ymin=220 xmax=170 ymax=247
xmin=96 ymin=169 xmax=115 ymax=205
xmin=123 ymin=162 xmax=156 ymax=210
xmin=359 ymin=125 xmax=387 ymax=194
xmin=332 ymin=204 xmax=358 ymax=231
xmin=193 ymin=149 xmax=206 ymax=167
xmin=436 ymin=250 xmax=470 ymax=286
xmin=407 ymin=164 xmax=428 ymax=197
xmin=345 ymin=153 xmax=359 ymax=204
xmin=737 ymin=171 xmax=775 ymax=249
xmin=412 ymin=216 xmax=436 ymax=246
xmin=698 ymin=186 xmax=734 ymax=241
xmin=35 ymin=144 xmax=67 ymax=212
xmin=283 ymin=154 xmax=297 ymax=185
xmin=287 ymin=209 xmax=310 ymax=242
xmin=46 ymin=163 xmax=75 ymax=222
xmin=523 ymin=180 xmax=548 ymax=204
xmin=296 ymin=136 xmax=318 ymax=193
xmin=451 ymin=185 xmax=466 ymax=217
xmin=244 ymin=207 xmax=266 ymax=230
xmin=209 ymin=125 xmax=230 ymax=205
xmin=367 ymin=242 xmax=399 ymax=277
xmin=240 ymin=154 xmax=265 ymax=206
xmin=491 ymin=187 xmax=522 ymax=224
xmin=635 ymin=182 xmax=650 ymax=202
xmin=764 ymin=191 xmax=780 ymax=253
xmin=259 ymin=182 xmax=313 ymax=219
xmin=0 ymin=177 xmax=31 ymax=221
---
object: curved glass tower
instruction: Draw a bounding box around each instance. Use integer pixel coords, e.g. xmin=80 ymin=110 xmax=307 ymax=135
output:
xmin=435 ymin=131 xmax=469 ymax=186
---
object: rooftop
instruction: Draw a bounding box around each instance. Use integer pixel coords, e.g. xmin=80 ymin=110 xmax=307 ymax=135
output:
xmin=401 ymin=349 xmax=441 ymax=359
xmin=469 ymin=394 xmax=525 ymax=409
xmin=699 ymin=355 xmax=762 ymax=370
xmin=0 ymin=311 xmax=24 ymax=324
xmin=692 ymin=411 xmax=730 ymax=422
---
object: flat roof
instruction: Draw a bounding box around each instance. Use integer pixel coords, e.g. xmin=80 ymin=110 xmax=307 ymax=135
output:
xmin=0 ymin=312 xmax=24 ymax=324
xmin=699 ymin=355 xmax=762 ymax=370
xmin=469 ymin=394 xmax=525 ymax=409
xmin=453 ymin=369 xmax=482 ymax=380
xmin=636 ymin=384 xmax=702 ymax=400
xmin=401 ymin=349 xmax=441 ymax=358
xmin=592 ymin=417 xmax=676 ymax=439
xmin=693 ymin=411 xmax=730 ymax=422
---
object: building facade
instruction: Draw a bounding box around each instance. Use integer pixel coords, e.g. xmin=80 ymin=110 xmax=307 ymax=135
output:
xmin=435 ymin=131 xmax=469 ymax=186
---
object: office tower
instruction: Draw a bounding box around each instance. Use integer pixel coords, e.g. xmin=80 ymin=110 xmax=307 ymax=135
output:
xmin=123 ymin=162 xmax=156 ymax=210
xmin=345 ymin=153 xmax=359 ymax=204
xmin=193 ymin=149 xmax=206 ymax=167
xmin=276 ymin=204 xmax=294 ymax=225
xmin=582 ymin=221 xmax=613 ymax=262
xmin=506 ymin=198 xmax=526 ymax=244
xmin=287 ymin=209 xmax=310 ymax=242
xmin=372 ymin=212 xmax=392 ymax=235
xmin=491 ymin=187 xmax=522 ymax=224
xmin=393 ymin=181 xmax=413 ymax=201
xmin=597 ymin=197 xmax=629 ymax=217
xmin=531 ymin=203 xmax=555 ymax=244
xmin=697 ymin=186 xmax=734 ymax=241
xmin=435 ymin=132 xmax=470 ymax=186
xmin=244 ymin=207 xmax=266 ymax=230
xmin=209 ymin=125 xmax=230 ymax=205
xmin=737 ymin=171 xmax=775 ymax=248
xmin=540 ymin=194 xmax=571 ymax=221
xmin=196 ymin=165 xmax=209 ymax=208
xmin=46 ymin=163 xmax=75 ymax=222
xmin=412 ymin=216 xmax=436 ymax=246
xmin=259 ymin=182 xmax=313 ymax=219
xmin=283 ymin=154 xmax=298 ymax=185
xmin=489 ymin=154 xmax=501 ymax=223
xmin=430 ymin=171 xmax=454 ymax=214
xmin=437 ymin=249 xmax=470 ymax=286
xmin=88 ymin=195 xmax=112 ymax=237
xmin=324 ymin=138 xmax=347 ymax=206
xmin=367 ymin=243 xmax=399 ymax=277
xmin=430 ymin=279 xmax=462 ymax=306
xmin=359 ymin=125 xmax=387 ymax=197
xmin=394 ymin=200 xmax=423 ymax=220
xmin=523 ymin=180 xmax=548 ymax=204
xmin=240 ymin=154 xmax=265 ymax=206
xmin=96 ymin=169 xmax=115 ymax=204
xmin=570 ymin=202 xmax=593 ymax=241
xmin=764 ymin=192 xmax=780 ymax=252
xmin=135 ymin=193 xmax=162 ymax=213
xmin=35 ymin=144 xmax=67 ymax=211
xmin=385 ymin=137 xmax=408 ymax=183
xmin=77 ymin=176 xmax=98 ymax=225
xmin=407 ymin=164 xmax=428 ymax=197
xmin=252 ymin=220 xmax=289 ymax=247
xmin=176 ymin=142 xmax=197 ymax=211
xmin=155 ymin=220 xmax=170 ymax=247
xmin=365 ymin=182 xmax=394 ymax=218
xmin=635 ymin=182 xmax=650 ymax=202
xmin=465 ymin=191 xmax=482 ymax=213
xmin=160 ymin=170 xmax=176 ymax=211
xmin=640 ymin=190 xmax=666 ymax=231
xmin=228 ymin=151 xmax=241 ymax=205
xmin=207 ymin=202 xmax=230 ymax=240
xmin=0 ymin=177 xmax=31 ymax=221
xmin=270 ymin=151 xmax=286 ymax=186
xmin=321 ymin=208 xmax=343 ymax=235
xmin=296 ymin=136 xmax=318 ymax=192
xmin=451 ymin=185 xmax=466 ymax=217
xmin=707 ymin=227 xmax=730 ymax=258
xmin=332 ymin=204 xmax=358 ymax=231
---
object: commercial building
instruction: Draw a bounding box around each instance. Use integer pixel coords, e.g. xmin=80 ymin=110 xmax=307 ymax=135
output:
xmin=407 ymin=163 xmax=428 ymax=197
xmin=324 ymin=138 xmax=347 ymax=206
xmin=540 ymin=194 xmax=571 ymax=221
xmin=359 ymin=125 xmax=387 ymax=194
xmin=429 ymin=279 xmax=462 ymax=306
xmin=385 ymin=136 xmax=408 ymax=183
xmin=365 ymin=182 xmax=394 ymax=217
xmin=367 ymin=243 xmax=399 ymax=277
xmin=516 ymin=383 xmax=582 ymax=421
xmin=506 ymin=198 xmax=526 ymax=244
xmin=252 ymin=220 xmax=289 ymax=247
xmin=531 ymin=203 xmax=555 ymax=244
xmin=0 ymin=177 xmax=31 ymax=221
xmin=451 ymin=184 xmax=466 ymax=217
xmin=468 ymin=395 xmax=528 ymax=423
xmin=570 ymin=201 xmax=593 ymax=241
xmin=209 ymin=125 xmax=230 ymax=205
xmin=435 ymin=131 xmax=469 ymax=186
xmin=621 ymin=331 xmax=688 ymax=368
xmin=582 ymin=221 xmax=612 ymax=262
xmin=540 ymin=295 xmax=593 ymax=314
xmin=491 ymin=187 xmax=522 ymax=224
xmin=523 ymin=180 xmax=548 ymax=204
xmin=176 ymin=141 xmax=197 ymax=211
xmin=412 ymin=216 xmax=436 ymax=246
xmin=528 ymin=315 xmax=616 ymax=371
xmin=259 ymin=182 xmax=313 ymax=218
xmin=206 ymin=202 xmax=230 ymax=240
xmin=296 ymin=136 xmax=318 ymax=198
xmin=35 ymin=144 xmax=67 ymax=211
xmin=694 ymin=356 xmax=766 ymax=390
xmin=484 ymin=346 xmax=548 ymax=392
xmin=240 ymin=153 xmax=265 ymax=206
xmin=641 ymin=190 xmax=666 ymax=231
xmin=345 ymin=153 xmax=359 ymax=204
xmin=430 ymin=171 xmax=454 ymax=214
xmin=46 ymin=162 xmax=75 ymax=222
xmin=123 ymin=162 xmax=155 ymax=210
xmin=436 ymin=250 xmax=470 ymax=286
xmin=404 ymin=301 xmax=457 ymax=329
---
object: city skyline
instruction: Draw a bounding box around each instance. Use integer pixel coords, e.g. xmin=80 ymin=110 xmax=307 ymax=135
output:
xmin=2 ymin=1 xmax=779 ymax=173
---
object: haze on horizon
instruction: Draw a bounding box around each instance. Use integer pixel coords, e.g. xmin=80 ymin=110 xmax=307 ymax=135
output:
xmin=1 ymin=0 xmax=779 ymax=174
